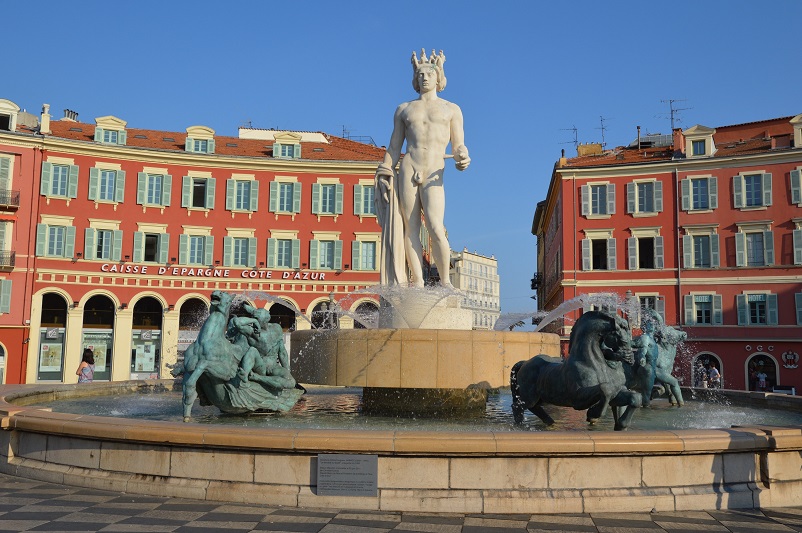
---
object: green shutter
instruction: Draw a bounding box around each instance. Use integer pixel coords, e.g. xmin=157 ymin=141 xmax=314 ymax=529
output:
xmin=223 ymin=236 xmax=233 ymax=267
xmin=35 ymin=224 xmax=48 ymax=256
xmin=793 ymin=229 xmax=802 ymax=265
xmin=354 ymin=185 xmax=363 ymax=215
xmin=293 ymin=144 xmax=301 ymax=159
xmin=84 ymin=228 xmax=96 ymax=259
xmin=67 ymin=165 xmax=79 ymax=198
xmin=115 ymin=170 xmax=126 ymax=203
xmin=791 ymin=170 xmax=802 ymax=204
xmin=162 ymin=174 xmax=172 ymax=206
xmin=133 ymin=232 xmax=144 ymax=263
xmin=735 ymin=233 xmax=746 ymax=267
xmin=291 ymin=239 xmax=300 ymax=269
xmin=580 ymin=185 xmax=589 ymax=215
xmin=207 ymin=139 xmax=215 ymax=154
xmin=249 ymin=180 xmax=259 ymax=211
xmin=118 ymin=130 xmax=127 ymax=145
xmin=273 ymin=143 xmax=282 ymax=158
xmin=763 ymin=173 xmax=772 ymax=206
xmin=767 ymin=294 xmax=778 ymax=325
xmin=712 ymin=295 xmax=723 ymax=325
xmin=0 ymin=158 xmax=9 ymax=190
xmin=606 ymin=183 xmax=615 ymax=214
xmin=581 ymin=238 xmax=591 ymax=270
xmin=352 ymin=241 xmax=361 ymax=270
xmin=266 ymin=238 xmax=276 ymax=268
xmin=334 ymin=240 xmax=343 ymax=270
xmin=709 ymin=177 xmax=718 ymax=209
xmin=94 ymin=127 xmax=104 ymax=142
xmin=137 ymin=172 xmax=147 ymax=204
xmin=654 ymin=236 xmax=664 ymax=269
xmin=293 ymin=182 xmax=302 ymax=213
xmin=0 ymin=279 xmax=11 ymax=313
xmin=204 ymin=236 xmax=214 ymax=266
xmin=796 ymin=293 xmax=802 ymax=325
xmin=247 ymin=237 xmax=257 ymax=267
xmin=684 ymin=295 xmax=694 ymax=325
xmin=626 ymin=183 xmax=635 ymax=213
xmin=269 ymin=181 xmax=279 ymax=212
xmin=64 ymin=226 xmax=76 ymax=258
xmin=158 ymin=233 xmax=170 ymax=263
xmin=627 ymin=237 xmax=637 ymax=270
xmin=311 ymin=184 xmax=320 ymax=214
xmin=655 ymin=297 xmax=665 ymax=322
xmin=764 ymin=230 xmax=774 ymax=266
xmin=111 ymin=230 xmax=123 ymax=261
xmin=654 ymin=181 xmax=663 ymax=212
xmin=607 ymin=238 xmax=616 ymax=270
xmin=682 ymin=235 xmax=692 ymax=268
xmin=186 ymin=137 xmax=194 ymax=153
xmin=178 ymin=234 xmax=188 ymax=265
xmin=309 ymin=240 xmax=319 ymax=269
xmin=711 ymin=234 xmax=720 ymax=268
xmin=182 ymin=176 xmax=192 ymax=207
xmin=736 ymin=294 xmax=748 ymax=325
xmin=206 ymin=177 xmax=215 ymax=208
xmin=88 ymin=168 xmax=99 ymax=200
xmin=40 ymin=162 xmax=53 ymax=196
xmin=733 ymin=175 xmax=743 ymax=208
xmin=225 ymin=179 xmax=235 ymax=210
xmin=335 ymin=183 xmax=344 ymax=214
xmin=680 ymin=178 xmax=690 ymax=210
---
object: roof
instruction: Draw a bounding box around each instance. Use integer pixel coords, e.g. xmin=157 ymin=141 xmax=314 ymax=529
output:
xmin=38 ymin=120 xmax=386 ymax=162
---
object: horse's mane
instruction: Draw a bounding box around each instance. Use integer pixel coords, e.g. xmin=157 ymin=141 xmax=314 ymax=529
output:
xmin=568 ymin=311 xmax=614 ymax=359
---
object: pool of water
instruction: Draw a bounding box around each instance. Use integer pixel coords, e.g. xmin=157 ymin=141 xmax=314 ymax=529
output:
xmin=39 ymin=387 xmax=802 ymax=432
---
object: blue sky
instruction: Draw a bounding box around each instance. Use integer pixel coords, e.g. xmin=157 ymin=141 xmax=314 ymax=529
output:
xmin=5 ymin=1 xmax=802 ymax=316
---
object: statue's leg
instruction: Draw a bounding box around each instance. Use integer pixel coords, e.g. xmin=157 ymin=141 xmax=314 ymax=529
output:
xmin=530 ymin=403 xmax=555 ymax=426
xmin=181 ymin=360 xmax=207 ymax=422
xmin=237 ymin=348 xmax=259 ymax=384
xmin=610 ymin=390 xmax=642 ymax=430
xmin=396 ymin=171 xmax=425 ymax=286
xmin=420 ymin=177 xmax=452 ymax=287
xmin=663 ymin=374 xmax=684 ymax=406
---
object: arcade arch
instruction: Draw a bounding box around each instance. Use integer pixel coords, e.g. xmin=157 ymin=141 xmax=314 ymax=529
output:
xmin=746 ymin=353 xmax=779 ymax=392
xmin=691 ymin=352 xmax=723 ymax=389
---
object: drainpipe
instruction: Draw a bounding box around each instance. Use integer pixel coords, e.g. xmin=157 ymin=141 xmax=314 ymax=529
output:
xmin=674 ymin=167 xmax=682 ymax=328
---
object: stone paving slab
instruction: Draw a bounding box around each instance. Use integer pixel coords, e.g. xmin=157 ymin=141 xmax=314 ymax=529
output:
xmin=0 ymin=472 xmax=798 ymax=532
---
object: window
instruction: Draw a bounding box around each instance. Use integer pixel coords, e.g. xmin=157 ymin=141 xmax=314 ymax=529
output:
xmin=133 ymin=232 xmax=169 ymax=263
xmin=794 ymin=227 xmax=802 ymax=266
xmin=580 ymin=183 xmax=615 ymax=217
xmin=178 ymin=234 xmax=213 ymax=266
xmin=278 ymin=183 xmax=292 ymax=212
xmin=682 ymin=233 xmax=719 ymax=269
xmin=137 ymin=172 xmax=172 ymax=207
xmin=223 ymin=236 xmax=257 ymax=268
xmin=692 ymin=140 xmax=705 ymax=156
xmin=94 ymin=127 xmax=127 ymax=145
xmin=352 ymin=240 xmax=377 ymax=270
xmin=103 ymin=130 xmax=118 ymax=144
xmin=185 ymin=137 xmax=215 ymax=154
xmin=796 ymin=293 xmax=802 ymax=326
xmin=274 ymin=143 xmax=300 ymax=159
xmin=582 ymin=237 xmax=616 ymax=271
xmin=733 ymin=172 xmax=772 ymax=209
xmin=791 ymin=169 xmax=802 ymax=206
xmin=189 ymin=236 xmax=205 ymax=264
xmin=0 ymin=279 xmax=11 ymax=314
xmin=627 ymin=181 xmax=663 ymax=214
xmin=35 ymin=224 xmax=76 ymax=258
xmin=312 ymin=183 xmax=344 ymax=216
xmin=267 ymin=237 xmax=300 ymax=269
xmin=354 ymin=184 xmax=376 ymax=216
xmin=737 ymin=293 xmax=778 ymax=326
xmin=85 ymin=228 xmax=122 ymax=261
xmin=627 ymin=236 xmax=664 ymax=270
xmin=310 ymin=239 xmax=343 ymax=270
xmin=681 ymin=177 xmax=718 ymax=211
xmin=693 ymin=236 xmax=710 ymax=267
xmin=225 ymin=179 xmax=258 ymax=212
xmin=181 ymin=176 xmax=216 ymax=209
xmin=735 ymin=231 xmax=774 ymax=267
xmin=684 ymin=294 xmax=723 ymax=325
xmin=638 ymin=295 xmax=665 ymax=322
xmin=41 ymin=162 xmax=78 ymax=198
xmin=276 ymin=239 xmax=293 ymax=268
xmin=98 ymin=171 xmax=116 ymax=201
xmin=88 ymin=168 xmax=125 ymax=203
xmin=269 ymin=181 xmax=301 ymax=214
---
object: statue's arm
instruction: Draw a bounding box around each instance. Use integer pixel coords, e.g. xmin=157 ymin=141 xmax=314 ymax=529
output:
xmin=449 ymin=103 xmax=470 ymax=171
xmin=378 ymin=106 xmax=406 ymax=174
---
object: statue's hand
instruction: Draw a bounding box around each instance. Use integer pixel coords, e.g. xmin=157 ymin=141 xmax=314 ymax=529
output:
xmin=376 ymin=174 xmax=392 ymax=203
xmin=454 ymin=145 xmax=470 ymax=171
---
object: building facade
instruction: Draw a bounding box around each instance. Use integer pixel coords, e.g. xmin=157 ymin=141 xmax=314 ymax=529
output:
xmin=0 ymin=99 xmax=385 ymax=384
xmin=533 ymin=114 xmax=802 ymax=393
xmin=450 ymin=248 xmax=500 ymax=329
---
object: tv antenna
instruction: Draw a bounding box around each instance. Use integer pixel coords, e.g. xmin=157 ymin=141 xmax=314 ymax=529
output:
xmin=596 ymin=116 xmax=611 ymax=148
xmin=560 ymin=125 xmax=579 ymax=149
xmin=659 ymin=99 xmax=692 ymax=130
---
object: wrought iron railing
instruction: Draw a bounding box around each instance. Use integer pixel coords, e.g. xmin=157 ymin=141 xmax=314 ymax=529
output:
xmin=0 ymin=251 xmax=15 ymax=268
xmin=0 ymin=190 xmax=20 ymax=208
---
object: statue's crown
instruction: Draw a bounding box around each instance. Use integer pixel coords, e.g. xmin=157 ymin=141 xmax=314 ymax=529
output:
xmin=411 ymin=48 xmax=445 ymax=71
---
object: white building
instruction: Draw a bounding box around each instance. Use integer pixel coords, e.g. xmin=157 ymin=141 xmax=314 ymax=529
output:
xmin=450 ymin=248 xmax=500 ymax=329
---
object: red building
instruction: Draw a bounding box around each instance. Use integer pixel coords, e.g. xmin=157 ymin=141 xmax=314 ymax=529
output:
xmin=0 ymin=99 xmax=383 ymax=384
xmin=533 ymin=114 xmax=802 ymax=393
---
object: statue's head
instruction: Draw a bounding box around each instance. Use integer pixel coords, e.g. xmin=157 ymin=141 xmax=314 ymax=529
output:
xmin=245 ymin=303 xmax=272 ymax=326
xmin=411 ymin=49 xmax=447 ymax=93
xmin=209 ymin=290 xmax=233 ymax=312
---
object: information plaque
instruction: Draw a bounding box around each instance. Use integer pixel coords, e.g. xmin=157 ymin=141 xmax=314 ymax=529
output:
xmin=316 ymin=454 xmax=378 ymax=497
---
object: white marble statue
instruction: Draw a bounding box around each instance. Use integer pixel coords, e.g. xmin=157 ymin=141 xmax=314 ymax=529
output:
xmin=375 ymin=49 xmax=470 ymax=287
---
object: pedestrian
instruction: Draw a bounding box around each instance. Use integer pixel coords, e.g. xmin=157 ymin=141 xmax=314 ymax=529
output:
xmin=76 ymin=348 xmax=95 ymax=383
xmin=756 ymin=370 xmax=768 ymax=391
xmin=708 ymin=364 xmax=721 ymax=389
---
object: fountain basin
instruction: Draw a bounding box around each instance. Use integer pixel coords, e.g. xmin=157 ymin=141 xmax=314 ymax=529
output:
xmin=1 ymin=380 xmax=801 ymax=514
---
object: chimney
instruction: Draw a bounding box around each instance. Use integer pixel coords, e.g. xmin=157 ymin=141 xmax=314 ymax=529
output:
xmin=40 ymin=104 xmax=51 ymax=134
xmin=63 ymin=109 xmax=78 ymax=121
xmin=637 ymin=125 xmax=641 ymax=150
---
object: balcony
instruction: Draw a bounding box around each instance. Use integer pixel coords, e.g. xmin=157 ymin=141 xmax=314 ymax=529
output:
xmin=0 ymin=190 xmax=20 ymax=210
xmin=0 ymin=251 xmax=14 ymax=270
xmin=530 ymin=273 xmax=542 ymax=290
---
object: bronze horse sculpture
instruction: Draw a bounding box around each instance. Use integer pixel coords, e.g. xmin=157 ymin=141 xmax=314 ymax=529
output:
xmin=510 ymin=310 xmax=642 ymax=431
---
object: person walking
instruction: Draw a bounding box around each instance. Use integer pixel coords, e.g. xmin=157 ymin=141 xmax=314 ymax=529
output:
xmin=76 ymin=348 xmax=95 ymax=383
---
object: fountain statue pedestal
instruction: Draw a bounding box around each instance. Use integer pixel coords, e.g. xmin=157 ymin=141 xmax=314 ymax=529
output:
xmin=378 ymin=296 xmax=472 ymax=330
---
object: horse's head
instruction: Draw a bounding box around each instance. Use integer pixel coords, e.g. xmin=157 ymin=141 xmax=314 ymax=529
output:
xmin=209 ymin=290 xmax=234 ymax=314
xmin=570 ymin=310 xmax=634 ymax=365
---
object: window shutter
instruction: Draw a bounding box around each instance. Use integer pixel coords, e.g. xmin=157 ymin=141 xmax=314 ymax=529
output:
xmin=207 ymin=139 xmax=215 ymax=154
xmin=291 ymin=239 xmax=300 ymax=269
xmin=680 ymin=178 xmax=690 ymax=210
xmin=796 ymin=293 xmax=802 ymax=325
xmin=266 ymin=238 xmax=276 ymax=268
xmin=118 ymin=130 xmax=127 ymax=145
xmin=763 ymin=173 xmax=772 ymax=206
xmin=88 ymin=168 xmax=99 ymax=200
xmin=791 ymin=170 xmax=802 ymax=204
xmin=736 ymin=294 xmax=748 ymax=325
xmin=311 ymin=184 xmax=321 ymax=214
xmin=626 ymin=183 xmax=635 ymax=213
xmin=269 ymin=181 xmax=278 ymax=212
xmin=293 ymin=144 xmax=301 ymax=158
xmin=763 ymin=230 xmax=774 ymax=266
xmin=84 ymin=228 xmax=96 ymax=259
xmin=607 ymin=238 xmax=617 ymax=270
xmin=179 ymin=234 xmax=188 ymax=265
xmin=181 ymin=176 xmax=191 ymax=207
xmin=115 ymin=170 xmax=125 ymax=203
xmin=162 ymin=174 xmax=172 ymax=206
xmin=204 ymin=236 xmax=214 ymax=265
xmin=67 ymin=165 xmax=79 ymax=198
xmin=273 ymin=143 xmax=282 ymax=158
xmin=0 ymin=158 xmax=9 ymax=190
xmin=735 ymin=233 xmax=746 ymax=267
xmin=223 ymin=236 xmax=233 ymax=267
xmin=351 ymin=241 xmax=361 ymax=270
xmin=309 ymin=240 xmax=319 ymax=269
xmin=335 ymin=183 xmax=344 ymax=214
xmin=249 ymin=180 xmax=259 ymax=211
xmin=709 ymin=177 xmax=718 ymax=209
xmin=111 ymin=230 xmax=123 ymax=261
xmin=580 ymin=185 xmax=589 ymax=216
xmin=334 ymin=240 xmax=343 ymax=270
xmin=133 ymin=232 xmax=144 ymax=263
xmin=766 ymin=294 xmax=778 ymax=325
xmin=205 ymin=177 xmax=215 ymax=208
xmin=225 ymin=179 xmax=235 ymax=210
xmin=40 ymin=162 xmax=54 ymax=196
xmin=158 ymin=233 xmax=170 ymax=263
xmin=581 ymin=238 xmax=591 ymax=270
xmin=793 ymin=229 xmax=802 ymax=265
xmin=682 ymin=235 xmax=692 ymax=268
xmin=64 ymin=226 xmax=76 ymax=258
xmin=247 ymin=237 xmax=257 ymax=267
xmin=35 ymin=224 xmax=47 ymax=256
xmin=185 ymin=137 xmax=194 ymax=153
xmin=684 ymin=295 xmax=694 ymax=325
xmin=711 ymin=234 xmax=720 ymax=268
xmin=292 ymin=182 xmax=302 ymax=213
xmin=137 ymin=172 xmax=147 ymax=204
xmin=654 ymin=181 xmax=663 ymax=212
xmin=733 ymin=175 xmax=744 ymax=208
xmin=0 ymin=279 xmax=11 ymax=314
xmin=354 ymin=185 xmax=363 ymax=215
xmin=606 ymin=183 xmax=616 ymax=214
xmin=656 ymin=297 xmax=665 ymax=321
xmin=654 ymin=236 xmax=664 ymax=269
xmin=94 ymin=127 xmax=104 ymax=142
xmin=627 ymin=237 xmax=637 ymax=270
xmin=712 ymin=295 xmax=723 ymax=325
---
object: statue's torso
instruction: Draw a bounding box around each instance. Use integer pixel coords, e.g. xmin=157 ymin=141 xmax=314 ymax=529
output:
xmin=399 ymin=98 xmax=455 ymax=172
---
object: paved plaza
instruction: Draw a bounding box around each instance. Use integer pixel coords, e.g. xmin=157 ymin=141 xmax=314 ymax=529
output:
xmin=0 ymin=473 xmax=798 ymax=532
